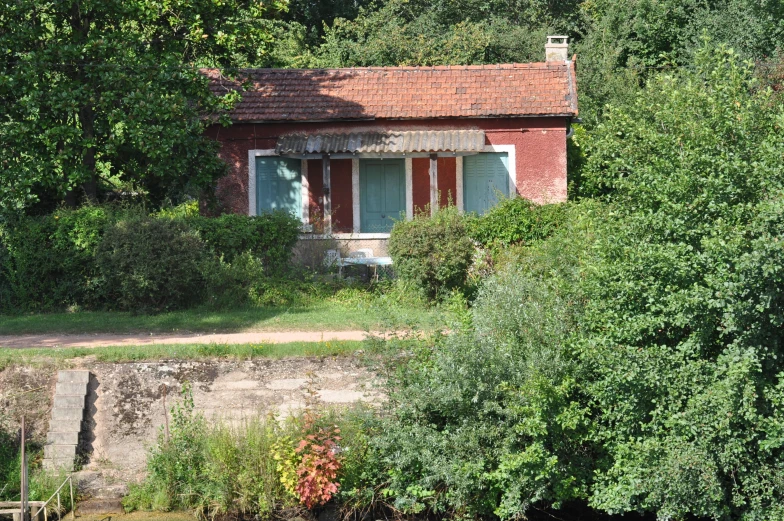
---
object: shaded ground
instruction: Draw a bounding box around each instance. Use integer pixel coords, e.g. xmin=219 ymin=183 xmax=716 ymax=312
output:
xmin=0 ymin=301 xmax=444 ymax=336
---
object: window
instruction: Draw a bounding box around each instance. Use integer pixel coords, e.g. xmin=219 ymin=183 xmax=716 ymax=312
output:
xmin=256 ymin=156 xmax=302 ymax=217
xmin=463 ymin=152 xmax=509 ymax=215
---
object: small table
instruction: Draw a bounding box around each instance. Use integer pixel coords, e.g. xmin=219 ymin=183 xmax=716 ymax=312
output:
xmin=339 ymin=256 xmax=393 ymax=280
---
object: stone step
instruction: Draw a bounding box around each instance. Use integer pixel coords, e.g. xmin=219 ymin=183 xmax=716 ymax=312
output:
xmin=55 ymin=381 xmax=88 ymax=395
xmin=54 ymin=395 xmax=85 ymax=408
xmin=47 ymin=431 xmax=79 ymax=445
xmin=44 ymin=444 xmax=77 ymax=459
xmin=48 ymin=418 xmax=83 ymax=433
xmin=57 ymin=370 xmax=90 ymax=384
xmin=43 ymin=457 xmax=75 ymax=471
xmin=51 ymin=407 xmax=84 ymax=421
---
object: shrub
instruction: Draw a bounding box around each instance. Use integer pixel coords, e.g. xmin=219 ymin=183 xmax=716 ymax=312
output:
xmin=467 ymin=197 xmax=566 ymax=248
xmin=388 ymin=206 xmax=473 ymax=300
xmin=185 ymin=211 xmax=300 ymax=272
xmin=372 ymin=215 xmax=594 ymax=520
xmin=0 ymin=206 xmax=110 ymax=311
xmin=96 ymin=216 xmax=208 ymax=311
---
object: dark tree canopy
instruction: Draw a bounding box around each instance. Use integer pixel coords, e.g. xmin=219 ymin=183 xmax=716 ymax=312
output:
xmin=0 ymin=0 xmax=285 ymax=213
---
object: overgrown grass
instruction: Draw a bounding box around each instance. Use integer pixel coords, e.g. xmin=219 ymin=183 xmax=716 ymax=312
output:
xmin=0 ymin=283 xmax=452 ymax=335
xmin=0 ymin=341 xmax=366 ymax=370
xmin=124 ymin=386 xmax=378 ymax=519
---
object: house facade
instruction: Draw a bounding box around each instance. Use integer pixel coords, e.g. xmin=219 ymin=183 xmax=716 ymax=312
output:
xmin=205 ymin=37 xmax=578 ymax=255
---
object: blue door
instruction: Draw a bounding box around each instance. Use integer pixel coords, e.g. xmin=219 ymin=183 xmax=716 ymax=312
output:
xmin=256 ymin=157 xmax=301 ymax=217
xmin=360 ymin=159 xmax=405 ymax=233
xmin=463 ymin=153 xmax=510 ymax=215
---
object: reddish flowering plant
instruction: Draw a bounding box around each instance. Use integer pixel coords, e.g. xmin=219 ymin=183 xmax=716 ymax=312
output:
xmin=294 ymin=425 xmax=342 ymax=509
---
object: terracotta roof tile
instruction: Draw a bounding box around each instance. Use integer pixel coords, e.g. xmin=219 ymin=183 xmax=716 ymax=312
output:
xmin=205 ymin=62 xmax=578 ymax=122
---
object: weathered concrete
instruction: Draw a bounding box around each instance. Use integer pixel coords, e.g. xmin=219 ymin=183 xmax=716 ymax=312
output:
xmin=75 ymin=357 xmax=382 ymax=502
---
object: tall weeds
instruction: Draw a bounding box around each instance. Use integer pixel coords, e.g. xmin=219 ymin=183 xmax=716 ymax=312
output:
xmin=124 ymin=383 xmax=375 ymax=519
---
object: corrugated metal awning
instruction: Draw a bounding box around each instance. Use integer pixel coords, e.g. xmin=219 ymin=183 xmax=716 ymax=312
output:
xmin=276 ymin=130 xmax=486 ymax=155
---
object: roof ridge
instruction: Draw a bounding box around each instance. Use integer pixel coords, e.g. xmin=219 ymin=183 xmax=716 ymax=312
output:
xmin=207 ymin=62 xmax=563 ymax=74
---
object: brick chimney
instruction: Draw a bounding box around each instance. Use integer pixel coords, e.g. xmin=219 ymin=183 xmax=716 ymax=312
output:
xmin=546 ymin=36 xmax=569 ymax=62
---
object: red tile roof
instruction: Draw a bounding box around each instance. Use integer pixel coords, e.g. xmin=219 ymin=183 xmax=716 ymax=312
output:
xmin=205 ymin=62 xmax=578 ymax=122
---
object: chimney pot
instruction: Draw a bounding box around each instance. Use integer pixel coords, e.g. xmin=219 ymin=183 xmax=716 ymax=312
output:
xmin=546 ymin=35 xmax=569 ymax=62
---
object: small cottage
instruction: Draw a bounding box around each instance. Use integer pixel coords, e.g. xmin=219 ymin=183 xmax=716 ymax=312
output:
xmin=205 ymin=36 xmax=578 ymax=255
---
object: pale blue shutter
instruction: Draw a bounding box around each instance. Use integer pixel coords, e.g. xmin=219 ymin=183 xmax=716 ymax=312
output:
xmin=256 ymin=157 xmax=302 ymax=217
xmin=463 ymin=152 xmax=509 ymax=215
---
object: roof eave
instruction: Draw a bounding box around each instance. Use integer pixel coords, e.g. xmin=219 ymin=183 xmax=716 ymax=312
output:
xmin=228 ymin=113 xmax=576 ymax=124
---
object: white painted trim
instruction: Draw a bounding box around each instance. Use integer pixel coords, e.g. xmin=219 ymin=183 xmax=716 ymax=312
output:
xmin=483 ymin=144 xmax=517 ymax=197
xmin=455 ymin=156 xmax=464 ymax=212
xmin=301 ymin=159 xmax=310 ymax=225
xmin=300 ymin=233 xmax=390 ymax=240
xmin=405 ymin=158 xmax=413 ymax=219
xmin=352 ymin=158 xmax=360 ymax=233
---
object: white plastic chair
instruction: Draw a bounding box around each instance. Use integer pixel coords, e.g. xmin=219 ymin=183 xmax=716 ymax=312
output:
xmin=324 ymin=249 xmax=341 ymax=268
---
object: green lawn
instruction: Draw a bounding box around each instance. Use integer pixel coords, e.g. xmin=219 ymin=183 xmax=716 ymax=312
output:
xmin=0 ymin=300 xmax=449 ymax=335
xmin=0 ymin=340 xmax=366 ymax=369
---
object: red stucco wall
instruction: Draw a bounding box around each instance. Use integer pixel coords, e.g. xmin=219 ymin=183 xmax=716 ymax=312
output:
xmin=412 ymin=157 xmax=457 ymax=214
xmin=330 ymin=159 xmax=353 ymax=232
xmin=305 ymin=159 xmax=353 ymax=232
xmin=206 ymin=117 xmax=568 ymax=216
xmin=412 ymin=158 xmax=429 ymax=214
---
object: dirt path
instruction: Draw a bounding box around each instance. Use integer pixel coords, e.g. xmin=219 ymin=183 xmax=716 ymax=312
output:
xmin=0 ymin=330 xmax=379 ymax=348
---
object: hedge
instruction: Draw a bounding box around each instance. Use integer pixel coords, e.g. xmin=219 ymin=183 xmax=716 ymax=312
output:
xmin=0 ymin=206 xmax=301 ymax=312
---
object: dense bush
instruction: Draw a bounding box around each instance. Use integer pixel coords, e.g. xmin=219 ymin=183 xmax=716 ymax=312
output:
xmin=96 ymin=217 xmax=209 ymax=312
xmin=579 ymin=46 xmax=784 ymax=519
xmin=388 ymin=206 xmax=473 ymax=300
xmin=185 ymin=211 xmax=300 ymax=271
xmin=0 ymin=205 xmax=302 ymax=313
xmin=467 ymin=197 xmax=566 ymax=248
xmin=373 ymin=212 xmax=595 ymax=519
xmin=0 ymin=206 xmax=110 ymax=311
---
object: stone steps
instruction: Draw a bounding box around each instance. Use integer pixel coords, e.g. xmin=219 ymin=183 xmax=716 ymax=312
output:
xmin=43 ymin=370 xmax=89 ymax=471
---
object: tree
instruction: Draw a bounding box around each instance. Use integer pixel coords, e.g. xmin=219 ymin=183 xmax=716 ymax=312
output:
xmin=0 ymin=0 xmax=285 ymax=213
xmin=581 ymin=44 xmax=784 ymax=519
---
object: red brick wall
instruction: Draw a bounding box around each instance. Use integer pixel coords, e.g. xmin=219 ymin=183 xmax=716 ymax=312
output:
xmin=206 ymin=116 xmax=568 ymax=216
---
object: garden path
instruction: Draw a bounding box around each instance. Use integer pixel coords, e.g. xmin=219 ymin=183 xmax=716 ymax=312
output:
xmin=0 ymin=330 xmax=384 ymax=348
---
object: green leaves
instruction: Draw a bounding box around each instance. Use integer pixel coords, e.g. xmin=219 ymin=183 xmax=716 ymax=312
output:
xmin=0 ymin=0 xmax=284 ymax=212
xmin=580 ymin=44 xmax=784 ymax=519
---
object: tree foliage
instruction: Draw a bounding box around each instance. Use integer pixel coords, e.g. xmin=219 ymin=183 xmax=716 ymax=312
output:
xmin=375 ymin=205 xmax=596 ymax=519
xmin=580 ymin=45 xmax=784 ymax=519
xmin=0 ymin=0 xmax=284 ymax=213
xmin=286 ymin=0 xmax=783 ymax=122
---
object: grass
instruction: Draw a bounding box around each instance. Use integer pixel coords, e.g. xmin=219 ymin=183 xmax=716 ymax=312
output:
xmin=0 ymin=299 xmax=449 ymax=336
xmin=0 ymin=340 xmax=365 ymax=369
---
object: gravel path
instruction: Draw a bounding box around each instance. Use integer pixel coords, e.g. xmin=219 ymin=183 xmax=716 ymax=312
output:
xmin=0 ymin=330 xmax=378 ymax=348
